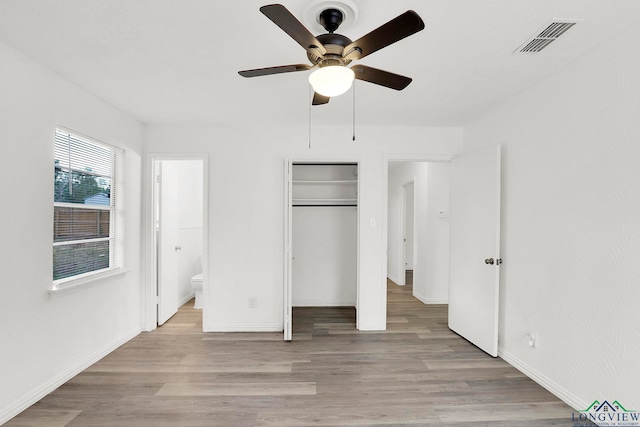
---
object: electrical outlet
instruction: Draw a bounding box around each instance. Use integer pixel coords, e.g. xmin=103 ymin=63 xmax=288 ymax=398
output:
xmin=525 ymin=333 xmax=536 ymax=348
xmin=249 ymin=298 xmax=257 ymax=309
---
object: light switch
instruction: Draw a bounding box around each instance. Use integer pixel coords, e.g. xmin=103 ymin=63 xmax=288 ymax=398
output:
xmin=369 ymin=218 xmax=376 ymax=228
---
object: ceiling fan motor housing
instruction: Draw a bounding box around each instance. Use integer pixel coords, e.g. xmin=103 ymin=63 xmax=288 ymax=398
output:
xmin=307 ymin=33 xmax=353 ymax=65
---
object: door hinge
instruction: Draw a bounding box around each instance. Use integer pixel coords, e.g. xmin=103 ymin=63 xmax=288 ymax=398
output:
xmin=156 ymin=295 xmax=160 ymax=304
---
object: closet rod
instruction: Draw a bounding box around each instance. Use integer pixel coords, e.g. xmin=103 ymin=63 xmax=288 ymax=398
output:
xmin=293 ymin=204 xmax=358 ymax=207
xmin=292 ymin=163 xmax=357 ymax=166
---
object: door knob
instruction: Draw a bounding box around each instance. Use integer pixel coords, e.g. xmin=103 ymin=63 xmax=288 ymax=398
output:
xmin=484 ymin=258 xmax=494 ymax=265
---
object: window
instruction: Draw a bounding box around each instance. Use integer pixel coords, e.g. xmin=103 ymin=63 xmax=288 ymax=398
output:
xmin=53 ymin=128 xmax=121 ymax=284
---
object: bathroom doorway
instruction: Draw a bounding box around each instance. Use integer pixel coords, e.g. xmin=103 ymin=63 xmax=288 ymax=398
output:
xmin=144 ymin=154 xmax=208 ymax=331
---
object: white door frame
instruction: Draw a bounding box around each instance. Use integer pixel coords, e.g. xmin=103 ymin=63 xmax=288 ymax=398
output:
xmin=143 ymin=153 xmax=209 ymax=331
xmin=283 ymin=160 xmax=292 ymax=341
xmin=401 ymin=180 xmax=415 ymax=284
xmin=382 ymin=154 xmax=453 ymax=327
xmin=285 ymin=157 xmax=362 ymax=333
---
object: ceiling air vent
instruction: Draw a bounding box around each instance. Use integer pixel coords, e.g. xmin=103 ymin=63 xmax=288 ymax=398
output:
xmin=515 ymin=20 xmax=578 ymax=54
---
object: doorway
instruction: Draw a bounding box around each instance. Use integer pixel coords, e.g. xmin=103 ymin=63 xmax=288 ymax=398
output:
xmin=385 ymin=160 xmax=451 ymax=305
xmin=144 ymin=154 xmax=208 ymax=331
xmin=383 ymin=147 xmax=502 ymax=357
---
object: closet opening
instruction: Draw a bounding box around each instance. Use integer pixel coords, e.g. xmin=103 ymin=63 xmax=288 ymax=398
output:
xmin=284 ymin=162 xmax=359 ymax=341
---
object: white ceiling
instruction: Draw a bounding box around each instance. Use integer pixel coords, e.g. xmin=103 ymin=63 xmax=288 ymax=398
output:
xmin=0 ymin=0 xmax=637 ymax=127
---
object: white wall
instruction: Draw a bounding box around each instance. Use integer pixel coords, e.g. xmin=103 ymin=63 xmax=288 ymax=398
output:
xmin=292 ymin=207 xmax=357 ymax=306
xmin=424 ymin=163 xmax=451 ymax=303
xmin=464 ymin=25 xmax=640 ymax=410
xmin=387 ymin=162 xmax=450 ymax=303
xmin=403 ymin=181 xmax=414 ymax=271
xmin=144 ymin=125 xmax=462 ymax=331
xmin=161 ymin=160 xmax=203 ymax=306
xmin=0 ymin=41 xmax=143 ymax=423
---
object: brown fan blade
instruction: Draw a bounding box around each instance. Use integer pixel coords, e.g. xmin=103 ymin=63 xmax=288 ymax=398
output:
xmin=312 ymin=92 xmax=330 ymax=105
xmin=351 ymin=65 xmax=412 ymax=90
xmin=238 ymin=64 xmax=311 ymax=78
xmin=342 ymin=10 xmax=425 ymax=61
xmin=260 ymin=4 xmax=326 ymax=56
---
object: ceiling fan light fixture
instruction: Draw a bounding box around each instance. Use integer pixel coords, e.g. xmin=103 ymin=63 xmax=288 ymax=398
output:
xmin=308 ymin=65 xmax=354 ymax=97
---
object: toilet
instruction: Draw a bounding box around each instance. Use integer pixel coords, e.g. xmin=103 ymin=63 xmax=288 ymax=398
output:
xmin=191 ymin=273 xmax=203 ymax=309
xmin=190 ymin=255 xmax=204 ymax=309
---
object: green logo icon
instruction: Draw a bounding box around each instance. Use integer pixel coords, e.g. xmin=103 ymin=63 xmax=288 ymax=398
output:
xmin=573 ymin=400 xmax=639 ymax=426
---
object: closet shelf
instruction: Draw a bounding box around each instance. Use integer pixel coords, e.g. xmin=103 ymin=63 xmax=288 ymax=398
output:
xmin=292 ymin=198 xmax=357 ymax=204
xmin=293 ymin=180 xmax=357 ymax=185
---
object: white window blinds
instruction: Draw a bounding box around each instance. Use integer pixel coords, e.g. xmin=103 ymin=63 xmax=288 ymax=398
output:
xmin=53 ymin=129 xmax=118 ymax=282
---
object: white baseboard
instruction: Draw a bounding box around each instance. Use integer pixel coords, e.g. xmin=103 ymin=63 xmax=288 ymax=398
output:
xmin=387 ymin=273 xmax=403 ymax=285
xmin=358 ymin=323 xmax=386 ymax=331
xmin=498 ymin=346 xmax=588 ymax=413
xmin=0 ymin=326 xmax=141 ymax=425
xmin=292 ymin=301 xmax=356 ymax=307
xmin=204 ymin=324 xmax=281 ymax=332
xmin=178 ymin=292 xmax=194 ymax=308
xmin=425 ymin=298 xmax=448 ymax=304
xmin=413 ymin=291 xmax=448 ymax=305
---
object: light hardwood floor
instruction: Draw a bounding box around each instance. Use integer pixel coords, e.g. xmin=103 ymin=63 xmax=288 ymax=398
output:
xmin=6 ymin=281 xmax=588 ymax=426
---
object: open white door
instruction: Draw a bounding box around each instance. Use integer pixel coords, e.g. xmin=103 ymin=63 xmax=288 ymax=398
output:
xmin=283 ymin=160 xmax=292 ymax=341
xmin=449 ymin=145 xmax=501 ymax=357
xmin=157 ymin=162 xmax=179 ymax=325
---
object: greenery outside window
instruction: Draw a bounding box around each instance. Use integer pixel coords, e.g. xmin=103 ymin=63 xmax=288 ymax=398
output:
xmin=53 ymin=128 xmax=121 ymax=284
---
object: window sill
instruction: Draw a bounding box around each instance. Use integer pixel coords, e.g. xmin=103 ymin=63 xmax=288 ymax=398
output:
xmin=49 ymin=268 xmax=129 ymax=295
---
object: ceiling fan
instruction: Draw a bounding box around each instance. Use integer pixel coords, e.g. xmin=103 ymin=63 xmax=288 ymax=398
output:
xmin=238 ymin=4 xmax=425 ymax=105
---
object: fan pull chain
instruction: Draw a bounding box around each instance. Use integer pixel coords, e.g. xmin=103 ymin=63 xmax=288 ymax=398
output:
xmin=308 ymin=85 xmax=312 ymax=149
xmin=352 ymin=81 xmax=356 ymax=142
